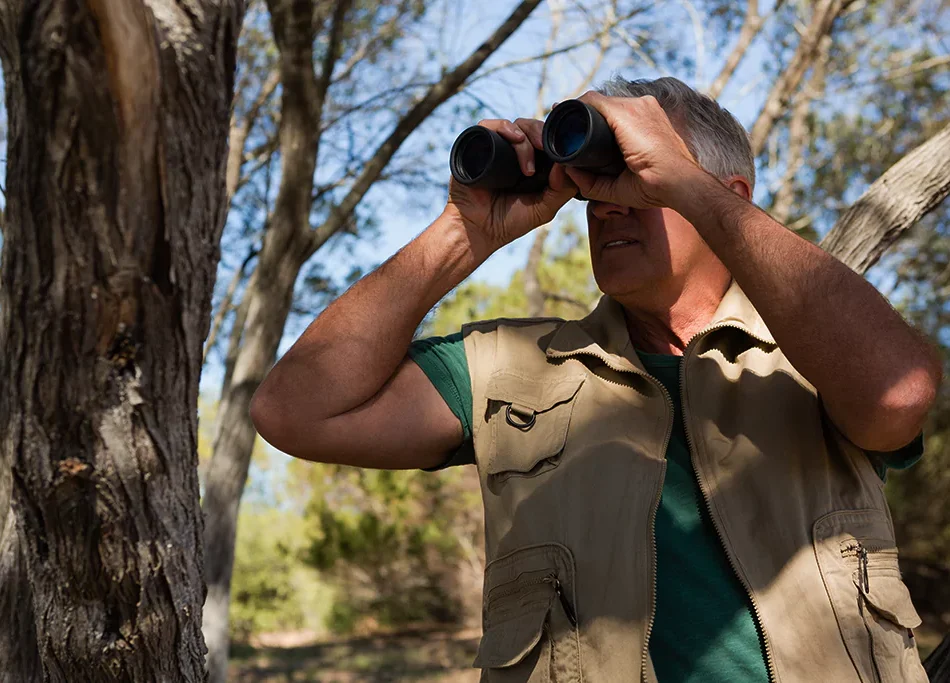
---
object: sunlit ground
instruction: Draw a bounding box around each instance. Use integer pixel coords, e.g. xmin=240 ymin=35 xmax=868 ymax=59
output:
xmin=230 ymin=625 xmax=943 ymax=682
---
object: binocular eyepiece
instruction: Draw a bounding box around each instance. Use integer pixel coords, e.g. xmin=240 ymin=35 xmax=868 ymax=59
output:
xmin=449 ymin=100 xmax=627 ymax=194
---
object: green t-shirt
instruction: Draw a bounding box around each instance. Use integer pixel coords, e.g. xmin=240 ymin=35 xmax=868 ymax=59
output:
xmin=407 ymin=333 xmax=923 ymax=682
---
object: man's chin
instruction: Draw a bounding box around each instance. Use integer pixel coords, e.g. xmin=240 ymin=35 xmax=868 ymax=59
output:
xmin=594 ymin=271 xmax=655 ymax=299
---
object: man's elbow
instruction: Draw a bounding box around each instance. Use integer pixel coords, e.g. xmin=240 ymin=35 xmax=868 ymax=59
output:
xmin=249 ymin=381 xmax=285 ymax=451
xmin=859 ymin=367 xmax=940 ymax=451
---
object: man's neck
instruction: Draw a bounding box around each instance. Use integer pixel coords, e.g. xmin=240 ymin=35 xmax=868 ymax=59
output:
xmin=617 ymin=275 xmax=732 ymax=357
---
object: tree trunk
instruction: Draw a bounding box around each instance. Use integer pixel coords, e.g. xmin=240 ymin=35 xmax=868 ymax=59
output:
xmin=821 ymin=123 xmax=950 ymax=274
xmin=524 ymin=226 xmax=550 ymax=317
xmin=0 ymin=0 xmax=243 ymax=680
xmin=199 ymin=2 xmax=546 ymax=678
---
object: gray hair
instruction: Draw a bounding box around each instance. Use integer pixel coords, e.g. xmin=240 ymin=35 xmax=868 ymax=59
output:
xmin=597 ymin=76 xmax=755 ymax=190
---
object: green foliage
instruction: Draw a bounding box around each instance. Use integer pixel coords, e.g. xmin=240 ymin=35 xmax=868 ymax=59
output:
xmin=230 ymin=506 xmax=333 ymax=642
xmin=301 ymin=463 xmax=483 ymax=633
xmin=425 ymin=217 xmax=599 ymax=336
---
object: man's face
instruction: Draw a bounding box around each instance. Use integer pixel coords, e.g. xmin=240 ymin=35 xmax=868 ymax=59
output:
xmin=586 ymin=200 xmax=713 ymax=299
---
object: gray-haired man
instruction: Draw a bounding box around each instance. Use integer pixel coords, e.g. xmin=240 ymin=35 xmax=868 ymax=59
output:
xmin=251 ymin=77 xmax=938 ymax=682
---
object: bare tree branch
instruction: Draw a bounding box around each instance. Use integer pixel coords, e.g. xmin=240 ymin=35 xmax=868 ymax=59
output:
xmin=821 ymin=124 xmax=950 ymax=274
xmin=310 ymin=0 xmax=546 ymax=253
xmin=771 ymin=35 xmax=830 ymax=226
xmin=709 ymin=0 xmax=764 ymax=99
xmin=227 ymin=70 xmax=280 ymax=200
xmin=750 ymin=0 xmax=854 ymax=156
xmin=543 ymin=290 xmax=591 ymax=312
xmin=203 ymin=247 xmax=258 ymax=365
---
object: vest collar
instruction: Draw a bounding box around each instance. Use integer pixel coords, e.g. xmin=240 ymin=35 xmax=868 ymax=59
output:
xmin=545 ymin=279 xmax=775 ymax=367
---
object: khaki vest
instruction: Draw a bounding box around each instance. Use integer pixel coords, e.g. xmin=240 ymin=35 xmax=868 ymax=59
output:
xmin=462 ymin=280 xmax=927 ymax=683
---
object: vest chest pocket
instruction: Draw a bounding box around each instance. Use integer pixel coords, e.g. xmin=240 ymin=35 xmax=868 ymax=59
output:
xmin=474 ymin=543 xmax=581 ymax=683
xmin=814 ymin=510 xmax=928 ymax=683
xmin=484 ymin=371 xmax=585 ymax=481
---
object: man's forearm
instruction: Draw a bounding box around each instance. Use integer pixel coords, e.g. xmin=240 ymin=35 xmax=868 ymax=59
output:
xmin=256 ymin=210 xmax=487 ymax=421
xmin=674 ymin=169 xmax=941 ymax=451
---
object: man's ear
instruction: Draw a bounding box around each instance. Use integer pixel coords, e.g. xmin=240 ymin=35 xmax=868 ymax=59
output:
xmin=724 ymin=175 xmax=752 ymax=202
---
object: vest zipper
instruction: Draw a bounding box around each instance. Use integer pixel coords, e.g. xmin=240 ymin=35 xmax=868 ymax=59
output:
xmin=842 ymin=540 xmax=887 ymax=683
xmin=551 ymin=347 xmax=673 ymax=680
xmin=545 ymin=348 xmax=680 ymax=680
xmin=680 ymin=321 xmax=779 ymax=683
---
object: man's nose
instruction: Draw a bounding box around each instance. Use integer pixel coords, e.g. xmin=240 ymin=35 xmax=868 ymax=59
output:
xmin=589 ymin=200 xmax=631 ymax=221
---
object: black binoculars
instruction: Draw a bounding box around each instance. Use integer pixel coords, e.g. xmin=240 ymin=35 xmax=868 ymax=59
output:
xmin=449 ymin=100 xmax=627 ymax=195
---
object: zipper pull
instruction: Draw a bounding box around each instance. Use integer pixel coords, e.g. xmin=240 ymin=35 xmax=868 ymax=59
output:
xmin=858 ymin=544 xmax=870 ymax=593
xmin=545 ymin=575 xmax=578 ymax=628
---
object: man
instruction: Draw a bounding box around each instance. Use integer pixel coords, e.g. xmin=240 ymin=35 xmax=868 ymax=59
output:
xmin=250 ymin=77 xmax=940 ymax=682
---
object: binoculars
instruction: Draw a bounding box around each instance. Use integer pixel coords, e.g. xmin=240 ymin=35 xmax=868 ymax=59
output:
xmin=449 ymin=100 xmax=627 ymax=194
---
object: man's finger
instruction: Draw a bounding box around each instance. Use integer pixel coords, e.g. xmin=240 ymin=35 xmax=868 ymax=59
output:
xmin=565 ymin=167 xmax=620 ymax=204
xmin=514 ymin=118 xmax=544 ymax=150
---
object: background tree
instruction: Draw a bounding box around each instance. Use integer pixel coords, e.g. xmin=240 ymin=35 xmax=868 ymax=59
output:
xmin=199 ymin=2 xmax=575 ymax=679
xmin=0 ymin=0 xmax=244 ymax=680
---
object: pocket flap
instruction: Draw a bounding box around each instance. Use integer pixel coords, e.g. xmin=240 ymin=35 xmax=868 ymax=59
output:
xmin=474 ymin=543 xmax=577 ymax=670
xmin=858 ymin=575 xmax=923 ymax=628
xmin=473 ymin=593 xmax=554 ymax=668
xmin=486 ymin=371 xmax=585 ymax=413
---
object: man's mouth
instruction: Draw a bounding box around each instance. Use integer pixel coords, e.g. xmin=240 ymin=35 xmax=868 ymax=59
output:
xmin=603 ymin=239 xmax=638 ymax=249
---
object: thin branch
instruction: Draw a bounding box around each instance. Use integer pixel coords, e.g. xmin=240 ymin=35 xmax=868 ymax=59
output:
xmin=771 ymin=35 xmax=830 ymax=225
xmin=331 ymin=2 xmax=411 ymax=85
xmin=679 ymin=0 xmax=706 ymax=86
xmin=466 ymin=3 xmax=643 ymax=88
xmin=707 ymin=0 xmax=767 ymax=99
xmin=309 ymin=0 xmax=547 ymax=254
xmin=543 ymin=291 xmax=591 ymax=312
xmin=203 ymin=247 xmax=258 ymax=365
xmin=749 ymin=0 xmax=855 ymax=156
xmin=826 ymin=53 xmax=950 ymax=95
xmin=226 ymin=69 xmax=280 ymax=200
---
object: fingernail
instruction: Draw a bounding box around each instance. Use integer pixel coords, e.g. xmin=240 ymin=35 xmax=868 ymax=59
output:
xmin=526 ymin=160 xmax=535 ymax=175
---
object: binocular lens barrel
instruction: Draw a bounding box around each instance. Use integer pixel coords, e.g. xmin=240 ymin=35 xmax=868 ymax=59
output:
xmin=450 ymin=125 xmax=551 ymax=193
xmin=448 ymin=99 xmax=626 ymax=193
xmin=542 ymin=101 xmax=626 ymax=175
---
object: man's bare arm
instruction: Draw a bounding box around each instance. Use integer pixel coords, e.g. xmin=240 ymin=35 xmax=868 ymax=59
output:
xmin=565 ymin=92 xmax=942 ymax=453
xmin=250 ymin=117 xmax=577 ymax=469
xmin=250 ymin=211 xmax=482 ymax=469
xmin=676 ymin=169 xmax=942 ymax=452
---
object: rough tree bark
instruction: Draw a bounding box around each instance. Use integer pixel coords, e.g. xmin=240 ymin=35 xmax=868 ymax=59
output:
xmin=0 ymin=0 xmax=243 ymax=680
xmin=199 ymin=2 xmax=546 ymax=679
xmin=821 ymin=123 xmax=950 ymax=273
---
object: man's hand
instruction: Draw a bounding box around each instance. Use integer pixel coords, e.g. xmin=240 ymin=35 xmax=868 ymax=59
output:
xmin=562 ymin=92 xmax=702 ymax=209
xmin=446 ymin=117 xmax=577 ymax=260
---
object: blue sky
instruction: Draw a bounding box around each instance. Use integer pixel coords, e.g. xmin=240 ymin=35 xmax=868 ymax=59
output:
xmin=215 ymin=0 xmax=790 ymax=500
xmin=211 ymin=0 xmax=782 ymax=385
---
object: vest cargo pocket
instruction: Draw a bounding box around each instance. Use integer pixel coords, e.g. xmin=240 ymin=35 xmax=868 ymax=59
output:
xmin=484 ymin=371 xmax=585 ymax=481
xmin=474 ymin=543 xmax=581 ymax=683
xmin=814 ymin=510 xmax=928 ymax=683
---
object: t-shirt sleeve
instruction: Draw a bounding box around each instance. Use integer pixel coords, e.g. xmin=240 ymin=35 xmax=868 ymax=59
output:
xmin=866 ymin=432 xmax=925 ymax=481
xmin=407 ymin=331 xmax=476 ymax=470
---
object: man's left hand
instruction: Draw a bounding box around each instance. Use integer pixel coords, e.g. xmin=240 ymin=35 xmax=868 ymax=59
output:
xmin=564 ymin=91 xmax=702 ymax=209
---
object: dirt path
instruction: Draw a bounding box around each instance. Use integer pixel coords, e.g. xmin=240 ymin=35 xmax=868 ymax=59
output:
xmin=230 ymin=628 xmax=481 ymax=682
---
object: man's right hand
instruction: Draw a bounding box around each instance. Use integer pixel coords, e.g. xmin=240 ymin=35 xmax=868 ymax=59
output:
xmin=444 ymin=118 xmax=578 ymax=259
